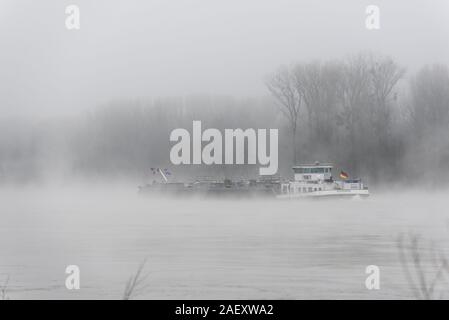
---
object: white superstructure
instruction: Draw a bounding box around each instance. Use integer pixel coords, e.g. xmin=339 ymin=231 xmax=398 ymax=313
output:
xmin=277 ymin=162 xmax=369 ymax=199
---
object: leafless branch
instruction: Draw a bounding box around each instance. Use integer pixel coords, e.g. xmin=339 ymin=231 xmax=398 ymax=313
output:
xmin=123 ymin=258 xmax=149 ymax=300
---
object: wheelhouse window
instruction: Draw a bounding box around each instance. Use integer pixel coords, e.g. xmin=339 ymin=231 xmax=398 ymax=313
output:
xmin=294 ymin=167 xmax=332 ymax=174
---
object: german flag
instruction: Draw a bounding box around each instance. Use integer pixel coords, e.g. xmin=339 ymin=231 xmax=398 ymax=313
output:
xmin=340 ymin=170 xmax=349 ymax=179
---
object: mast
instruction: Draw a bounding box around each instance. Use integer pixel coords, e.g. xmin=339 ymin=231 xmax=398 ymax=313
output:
xmin=158 ymin=168 xmax=168 ymax=183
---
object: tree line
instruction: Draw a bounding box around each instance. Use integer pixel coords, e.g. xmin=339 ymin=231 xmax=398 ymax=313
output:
xmin=267 ymin=53 xmax=449 ymax=186
xmin=0 ymin=53 xmax=448 ymax=186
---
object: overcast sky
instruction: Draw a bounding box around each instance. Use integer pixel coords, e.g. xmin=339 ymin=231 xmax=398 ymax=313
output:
xmin=0 ymin=0 xmax=448 ymax=116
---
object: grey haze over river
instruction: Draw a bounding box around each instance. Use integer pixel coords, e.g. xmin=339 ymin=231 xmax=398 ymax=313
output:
xmin=1 ymin=183 xmax=449 ymax=299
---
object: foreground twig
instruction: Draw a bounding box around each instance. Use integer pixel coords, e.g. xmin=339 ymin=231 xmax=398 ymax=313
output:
xmin=1 ymin=276 xmax=10 ymax=300
xmin=397 ymin=233 xmax=449 ymax=299
xmin=123 ymin=259 xmax=149 ymax=300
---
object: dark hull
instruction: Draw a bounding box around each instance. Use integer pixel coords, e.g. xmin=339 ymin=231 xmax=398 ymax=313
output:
xmin=138 ymin=182 xmax=280 ymax=198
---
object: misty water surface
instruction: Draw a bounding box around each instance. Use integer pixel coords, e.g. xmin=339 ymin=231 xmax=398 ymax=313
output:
xmin=1 ymin=183 xmax=449 ymax=299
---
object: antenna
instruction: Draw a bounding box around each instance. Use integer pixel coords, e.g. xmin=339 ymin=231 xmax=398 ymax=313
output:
xmin=158 ymin=168 xmax=168 ymax=183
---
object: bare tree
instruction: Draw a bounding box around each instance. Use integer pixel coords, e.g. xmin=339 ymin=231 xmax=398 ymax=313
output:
xmin=293 ymin=61 xmax=342 ymax=149
xmin=266 ymin=66 xmax=302 ymax=164
xmin=336 ymin=54 xmax=373 ymax=172
xmin=369 ymin=55 xmax=405 ymax=139
xmin=406 ymin=64 xmax=449 ymax=183
xmin=409 ymin=64 xmax=449 ymax=131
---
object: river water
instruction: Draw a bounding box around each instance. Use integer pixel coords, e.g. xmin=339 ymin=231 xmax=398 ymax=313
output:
xmin=1 ymin=183 xmax=449 ymax=299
